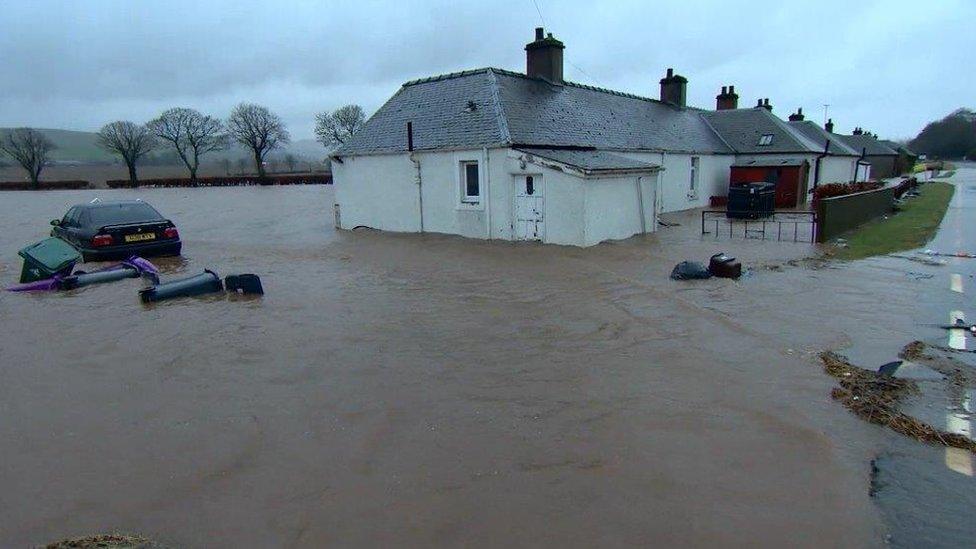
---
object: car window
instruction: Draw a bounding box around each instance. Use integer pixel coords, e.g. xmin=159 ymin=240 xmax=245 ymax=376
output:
xmin=88 ymin=203 xmax=163 ymax=226
xmin=62 ymin=207 xmax=78 ymax=227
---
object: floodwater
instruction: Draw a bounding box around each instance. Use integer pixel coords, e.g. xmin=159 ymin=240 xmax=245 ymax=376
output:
xmin=0 ymin=186 xmax=895 ymax=547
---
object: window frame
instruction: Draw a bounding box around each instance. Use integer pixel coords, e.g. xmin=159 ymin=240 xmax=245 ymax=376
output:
xmin=689 ymin=156 xmax=700 ymax=194
xmin=757 ymin=134 xmax=774 ymax=146
xmin=457 ymin=158 xmax=482 ymax=208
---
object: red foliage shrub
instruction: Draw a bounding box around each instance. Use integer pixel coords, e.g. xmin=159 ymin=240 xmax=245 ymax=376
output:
xmin=0 ymin=180 xmax=90 ymax=191
xmin=106 ymin=174 xmax=332 ymax=188
xmin=812 ymin=181 xmax=883 ymax=202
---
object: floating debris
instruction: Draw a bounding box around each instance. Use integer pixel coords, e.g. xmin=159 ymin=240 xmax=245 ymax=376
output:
xmin=44 ymin=533 xmax=163 ymax=548
xmin=899 ymin=340 xmax=928 ymax=361
xmin=888 ymin=254 xmax=947 ymax=266
xmin=820 ymin=350 xmax=976 ymax=454
xmin=921 ymin=249 xmax=976 ymax=259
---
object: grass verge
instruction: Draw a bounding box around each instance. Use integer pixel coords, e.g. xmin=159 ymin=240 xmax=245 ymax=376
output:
xmin=833 ymin=182 xmax=954 ymax=260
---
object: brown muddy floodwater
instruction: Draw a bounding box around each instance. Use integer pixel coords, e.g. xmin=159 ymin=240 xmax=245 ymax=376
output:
xmin=0 ymin=186 xmax=890 ymax=547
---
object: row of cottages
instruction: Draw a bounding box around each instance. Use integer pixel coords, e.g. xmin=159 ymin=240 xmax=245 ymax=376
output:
xmin=331 ymin=28 xmax=878 ymax=247
xmin=837 ymin=128 xmax=916 ymax=179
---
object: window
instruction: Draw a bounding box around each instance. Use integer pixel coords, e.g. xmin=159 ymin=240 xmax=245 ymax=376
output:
xmin=89 ymin=203 xmax=163 ymax=226
xmin=61 ymin=207 xmax=78 ymax=227
xmin=689 ymin=157 xmax=699 ymax=192
xmin=461 ymin=161 xmax=480 ymax=203
xmin=526 ymin=176 xmax=535 ymax=195
xmin=758 ymin=134 xmax=774 ymax=146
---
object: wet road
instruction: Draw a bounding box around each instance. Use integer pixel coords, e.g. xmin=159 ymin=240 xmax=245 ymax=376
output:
xmin=864 ymin=166 xmax=976 ymax=548
xmin=0 ymin=185 xmax=895 ymax=547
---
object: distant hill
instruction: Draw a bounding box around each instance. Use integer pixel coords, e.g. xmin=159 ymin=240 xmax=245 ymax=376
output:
xmin=0 ymin=127 xmax=328 ymax=165
xmin=0 ymin=128 xmax=115 ymax=164
xmin=909 ymin=108 xmax=976 ymax=160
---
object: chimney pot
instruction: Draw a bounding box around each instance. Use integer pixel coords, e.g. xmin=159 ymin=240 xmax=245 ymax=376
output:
xmin=659 ymin=68 xmax=687 ymax=107
xmin=525 ymin=27 xmax=565 ymax=84
xmin=757 ymin=99 xmax=763 ymax=107
xmin=716 ymin=84 xmax=738 ymax=110
xmin=825 ymin=118 xmax=834 ymax=133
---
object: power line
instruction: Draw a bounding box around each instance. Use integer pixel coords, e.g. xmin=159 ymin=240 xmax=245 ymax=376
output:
xmin=531 ymin=0 xmax=547 ymax=27
xmin=528 ymin=0 xmax=604 ymax=87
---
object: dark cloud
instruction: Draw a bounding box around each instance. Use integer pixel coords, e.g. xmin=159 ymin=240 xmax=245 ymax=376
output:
xmin=0 ymin=0 xmax=971 ymax=139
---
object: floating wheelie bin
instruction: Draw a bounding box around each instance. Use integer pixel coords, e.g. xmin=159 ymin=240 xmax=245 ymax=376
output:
xmin=17 ymin=237 xmax=81 ymax=283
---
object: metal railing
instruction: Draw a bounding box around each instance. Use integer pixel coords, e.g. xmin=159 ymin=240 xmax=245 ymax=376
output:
xmin=701 ymin=211 xmax=817 ymax=243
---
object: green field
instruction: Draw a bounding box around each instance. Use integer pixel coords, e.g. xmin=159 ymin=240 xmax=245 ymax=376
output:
xmin=0 ymin=128 xmax=115 ymax=163
xmin=833 ymin=182 xmax=954 ymax=260
xmin=1 ymin=128 xmax=327 ymax=165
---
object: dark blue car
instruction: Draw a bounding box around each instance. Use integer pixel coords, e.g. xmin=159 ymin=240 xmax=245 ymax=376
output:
xmin=51 ymin=200 xmax=182 ymax=261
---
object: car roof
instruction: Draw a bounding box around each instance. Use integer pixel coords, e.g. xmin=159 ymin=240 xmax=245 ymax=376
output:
xmin=71 ymin=200 xmax=155 ymax=210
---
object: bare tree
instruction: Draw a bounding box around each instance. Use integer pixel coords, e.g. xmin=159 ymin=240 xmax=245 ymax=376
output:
xmin=96 ymin=121 xmax=156 ymax=184
xmin=226 ymin=103 xmax=290 ymax=179
xmin=314 ymin=105 xmax=366 ymax=147
xmin=236 ymin=158 xmax=248 ymax=175
xmin=285 ymin=153 xmax=297 ymax=173
xmin=0 ymin=128 xmax=56 ymax=188
xmin=148 ymin=107 xmax=226 ymax=184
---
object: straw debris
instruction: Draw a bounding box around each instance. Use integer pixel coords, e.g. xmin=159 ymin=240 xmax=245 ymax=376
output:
xmin=898 ymin=340 xmax=928 ymax=361
xmin=820 ymin=351 xmax=976 ymax=454
xmin=44 ymin=533 xmax=162 ymax=549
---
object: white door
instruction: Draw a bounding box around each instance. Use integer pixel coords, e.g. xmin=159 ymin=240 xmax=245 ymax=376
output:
xmin=514 ymin=175 xmax=544 ymax=241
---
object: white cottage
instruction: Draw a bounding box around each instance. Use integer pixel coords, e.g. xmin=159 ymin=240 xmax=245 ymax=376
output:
xmin=331 ymin=28 xmax=860 ymax=246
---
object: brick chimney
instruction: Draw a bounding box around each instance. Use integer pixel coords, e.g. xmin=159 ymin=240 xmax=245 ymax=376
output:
xmin=716 ymin=85 xmax=738 ymax=110
xmin=825 ymin=118 xmax=834 ymax=133
xmin=788 ymin=108 xmax=804 ymax=122
xmin=659 ymin=68 xmax=688 ymax=107
xmin=525 ymin=27 xmax=564 ymax=84
xmin=853 ymin=127 xmax=864 ymax=135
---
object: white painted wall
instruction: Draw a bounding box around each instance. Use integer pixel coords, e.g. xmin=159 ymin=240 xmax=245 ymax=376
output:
xmin=332 ymin=153 xmax=420 ymax=232
xmin=616 ymin=152 xmax=733 ymax=213
xmin=332 ymin=147 xmax=661 ymax=247
xmin=819 ymin=156 xmax=858 ymax=184
xmin=582 ymin=174 xmax=657 ymax=246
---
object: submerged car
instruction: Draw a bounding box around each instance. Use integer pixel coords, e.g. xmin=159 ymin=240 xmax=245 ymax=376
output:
xmin=51 ymin=200 xmax=182 ymax=261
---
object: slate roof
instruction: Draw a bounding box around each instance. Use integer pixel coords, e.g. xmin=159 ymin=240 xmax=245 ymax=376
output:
xmin=494 ymin=71 xmax=730 ymax=153
xmin=335 ymin=67 xmax=731 ymax=156
xmin=700 ymin=108 xmax=823 ymax=154
xmin=787 ymin=120 xmax=859 ymax=156
xmin=840 ymin=134 xmax=899 ymax=156
xmin=732 ymin=158 xmax=806 ymax=167
xmin=335 ymin=67 xmax=861 ymax=160
xmin=515 ymin=148 xmax=661 ymax=174
xmin=880 ymin=139 xmax=915 ymax=156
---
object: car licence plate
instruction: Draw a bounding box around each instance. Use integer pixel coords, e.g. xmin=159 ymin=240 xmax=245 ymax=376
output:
xmin=124 ymin=232 xmax=156 ymax=243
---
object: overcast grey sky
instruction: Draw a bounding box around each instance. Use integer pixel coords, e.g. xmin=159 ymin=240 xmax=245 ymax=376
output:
xmin=0 ymin=0 xmax=971 ymax=141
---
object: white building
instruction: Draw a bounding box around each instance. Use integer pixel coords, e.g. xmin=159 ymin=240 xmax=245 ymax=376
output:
xmin=332 ymin=28 xmax=864 ymax=247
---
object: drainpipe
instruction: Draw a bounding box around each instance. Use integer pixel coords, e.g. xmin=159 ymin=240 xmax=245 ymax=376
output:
xmin=636 ymin=176 xmax=647 ymax=234
xmin=659 ymin=151 xmax=667 ymax=214
xmin=814 ymin=139 xmax=830 ymax=189
xmin=854 ymin=146 xmax=867 ymax=183
xmin=483 ymin=146 xmax=492 ymax=240
xmin=407 ymin=122 xmax=424 ymax=233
